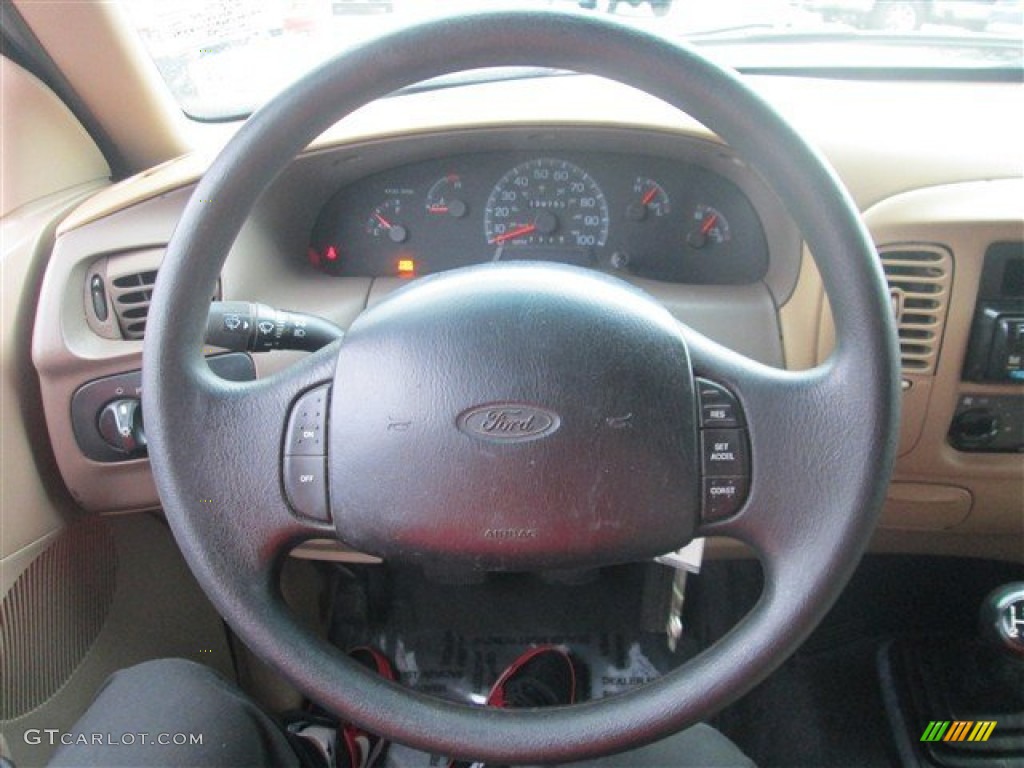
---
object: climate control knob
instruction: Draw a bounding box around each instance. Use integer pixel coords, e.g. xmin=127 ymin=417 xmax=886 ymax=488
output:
xmin=950 ymin=407 xmax=999 ymax=448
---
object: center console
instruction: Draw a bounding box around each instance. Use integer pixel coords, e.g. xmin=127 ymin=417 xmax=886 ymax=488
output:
xmin=949 ymin=242 xmax=1024 ymax=454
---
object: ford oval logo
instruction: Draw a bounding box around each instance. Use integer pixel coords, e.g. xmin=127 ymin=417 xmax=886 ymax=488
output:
xmin=457 ymin=404 xmax=560 ymax=443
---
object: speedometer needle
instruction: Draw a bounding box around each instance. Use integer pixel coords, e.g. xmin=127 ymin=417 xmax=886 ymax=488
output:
xmin=700 ymin=213 xmax=719 ymax=235
xmin=490 ymin=223 xmax=536 ymax=244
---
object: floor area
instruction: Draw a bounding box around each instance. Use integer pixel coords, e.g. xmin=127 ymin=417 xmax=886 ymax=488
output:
xmin=321 ymin=554 xmax=1024 ymax=767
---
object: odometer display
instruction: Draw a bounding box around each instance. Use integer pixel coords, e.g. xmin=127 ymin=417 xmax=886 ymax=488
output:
xmin=484 ymin=158 xmax=609 ymax=253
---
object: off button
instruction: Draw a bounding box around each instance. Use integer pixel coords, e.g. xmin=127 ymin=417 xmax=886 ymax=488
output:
xmin=701 ymin=429 xmax=749 ymax=477
xmin=284 ymin=455 xmax=329 ymax=522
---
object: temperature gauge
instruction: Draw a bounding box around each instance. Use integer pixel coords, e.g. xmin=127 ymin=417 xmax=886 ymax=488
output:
xmin=425 ymin=174 xmax=468 ymax=219
xmin=366 ymin=198 xmax=409 ymax=243
xmin=688 ymin=204 xmax=730 ymax=249
xmin=627 ymin=177 xmax=670 ymax=221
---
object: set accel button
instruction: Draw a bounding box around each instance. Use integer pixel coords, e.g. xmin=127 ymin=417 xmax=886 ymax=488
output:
xmin=701 ymin=429 xmax=748 ymax=477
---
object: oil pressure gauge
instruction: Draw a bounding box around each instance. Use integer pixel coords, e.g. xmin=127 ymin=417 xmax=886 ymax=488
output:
xmin=627 ymin=177 xmax=670 ymax=221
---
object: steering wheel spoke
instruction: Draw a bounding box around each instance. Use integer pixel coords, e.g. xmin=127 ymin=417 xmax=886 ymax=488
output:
xmin=686 ymin=325 xmax=893 ymax=570
xmin=146 ymin=342 xmax=339 ymax=585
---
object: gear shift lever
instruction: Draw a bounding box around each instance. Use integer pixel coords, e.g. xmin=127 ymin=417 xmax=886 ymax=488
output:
xmin=979 ymin=582 xmax=1024 ymax=659
xmin=881 ymin=582 xmax=1024 ymax=767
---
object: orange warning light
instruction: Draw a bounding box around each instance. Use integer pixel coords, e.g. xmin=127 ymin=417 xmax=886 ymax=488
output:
xmin=397 ymin=258 xmax=416 ymax=277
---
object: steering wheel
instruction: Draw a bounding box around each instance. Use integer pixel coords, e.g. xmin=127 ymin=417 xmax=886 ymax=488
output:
xmin=143 ymin=10 xmax=899 ymax=765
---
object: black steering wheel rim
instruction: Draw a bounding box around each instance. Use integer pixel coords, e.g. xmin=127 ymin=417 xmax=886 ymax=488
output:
xmin=143 ymin=10 xmax=900 ymax=764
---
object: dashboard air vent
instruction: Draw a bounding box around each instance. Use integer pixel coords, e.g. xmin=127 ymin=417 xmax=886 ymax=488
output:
xmin=879 ymin=245 xmax=953 ymax=375
xmin=85 ymin=248 xmax=220 ymax=341
xmin=109 ymin=269 xmax=158 ymax=340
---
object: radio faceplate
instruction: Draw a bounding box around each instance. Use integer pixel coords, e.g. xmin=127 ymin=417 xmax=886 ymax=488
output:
xmin=963 ymin=243 xmax=1024 ymax=384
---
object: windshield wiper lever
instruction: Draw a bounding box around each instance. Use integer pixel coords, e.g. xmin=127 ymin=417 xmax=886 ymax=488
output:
xmin=206 ymin=301 xmax=342 ymax=353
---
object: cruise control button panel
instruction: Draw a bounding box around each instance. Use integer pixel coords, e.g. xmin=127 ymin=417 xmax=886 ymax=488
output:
xmin=283 ymin=384 xmax=331 ymax=521
xmin=696 ymin=378 xmax=750 ymax=522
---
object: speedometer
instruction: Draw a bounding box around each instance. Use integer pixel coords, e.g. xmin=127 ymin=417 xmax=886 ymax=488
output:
xmin=484 ymin=158 xmax=609 ymax=255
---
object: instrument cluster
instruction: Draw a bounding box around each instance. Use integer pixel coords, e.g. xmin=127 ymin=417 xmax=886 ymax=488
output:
xmin=309 ymin=151 xmax=769 ymax=285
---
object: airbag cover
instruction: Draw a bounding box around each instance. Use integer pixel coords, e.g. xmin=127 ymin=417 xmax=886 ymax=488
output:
xmin=329 ymin=263 xmax=699 ymax=569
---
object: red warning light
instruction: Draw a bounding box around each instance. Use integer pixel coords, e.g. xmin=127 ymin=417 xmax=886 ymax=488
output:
xmin=325 ymin=245 xmax=339 ymax=262
xmin=397 ymin=258 xmax=416 ymax=277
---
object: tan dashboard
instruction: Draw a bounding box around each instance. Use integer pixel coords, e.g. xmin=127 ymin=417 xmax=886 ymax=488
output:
xmin=28 ymin=73 xmax=1024 ymax=563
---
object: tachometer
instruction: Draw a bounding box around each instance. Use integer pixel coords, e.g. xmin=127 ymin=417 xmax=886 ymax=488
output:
xmin=484 ymin=158 xmax=609 ymax=253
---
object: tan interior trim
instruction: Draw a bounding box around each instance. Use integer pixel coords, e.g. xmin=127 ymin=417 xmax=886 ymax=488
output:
xmin=54 ymin=67 xmax=750 ymax=234
xmin=2 ymin=185 xmax=106 ymax=561
xmin=866 ymin=181 xmax=1022 ymax=545
xmin=13 ymin=0 xmax=189 ymax=171
xmin=54 ymin=74 xmax=1024 ymax=236
xmin=0 ymin=58 xmax=109 ymax=218
xmin=787 ymin=179 xmax=1023 ymax=553
xmin=777 ymin=245 xmax=823 ymax=371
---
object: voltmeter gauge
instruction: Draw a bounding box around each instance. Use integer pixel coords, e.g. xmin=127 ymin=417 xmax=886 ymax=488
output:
xmin=688 ymin=204 xmax=730 ymax=249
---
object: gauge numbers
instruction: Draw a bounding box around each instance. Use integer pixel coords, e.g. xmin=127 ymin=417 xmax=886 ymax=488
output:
xmin=484 ymin=158 xmax=609 ymax=253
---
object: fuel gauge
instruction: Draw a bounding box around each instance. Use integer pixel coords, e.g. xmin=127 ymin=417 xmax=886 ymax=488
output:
xmin=688 ymin=204 xmax=730 ymax=249
xmin=366 ymin=198 xmax=409 ymax=243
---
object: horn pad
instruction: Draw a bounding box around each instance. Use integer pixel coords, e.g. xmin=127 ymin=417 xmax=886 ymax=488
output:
xmin=329 ymin=263 xmax=700 ymax=570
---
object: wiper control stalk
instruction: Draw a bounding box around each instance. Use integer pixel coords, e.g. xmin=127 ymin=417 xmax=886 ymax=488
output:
xmin=206 ymin=301 xmax=343 ymax=353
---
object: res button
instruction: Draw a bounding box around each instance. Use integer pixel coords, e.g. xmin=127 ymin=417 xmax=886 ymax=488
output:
xmin=696 ymin=378 xmax=744 ymax=428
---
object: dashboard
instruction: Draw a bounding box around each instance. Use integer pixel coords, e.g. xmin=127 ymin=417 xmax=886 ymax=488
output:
xmin=310 ymin=151 xmax=768 ymax=285
xmin=25 ymin=72 xmax=1024 ymax=565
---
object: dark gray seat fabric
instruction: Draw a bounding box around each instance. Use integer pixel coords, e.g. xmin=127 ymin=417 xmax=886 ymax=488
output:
xmin=49 ymin=659 xmax=300 ymax=768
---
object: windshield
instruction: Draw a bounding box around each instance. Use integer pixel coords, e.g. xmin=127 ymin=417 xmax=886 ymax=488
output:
xmin=124 ymin=0 xmax=1024 ymax=120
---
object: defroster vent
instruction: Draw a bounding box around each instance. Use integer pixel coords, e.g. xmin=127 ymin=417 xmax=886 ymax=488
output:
xmin=880 ymin=245 xmax=953 ymax=375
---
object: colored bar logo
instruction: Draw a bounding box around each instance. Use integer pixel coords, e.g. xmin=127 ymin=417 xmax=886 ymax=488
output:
xmin=920 ymin=721 xmax=997 ymax=742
